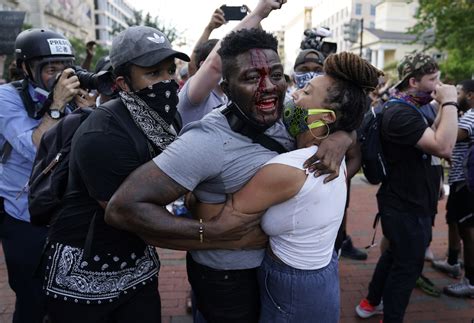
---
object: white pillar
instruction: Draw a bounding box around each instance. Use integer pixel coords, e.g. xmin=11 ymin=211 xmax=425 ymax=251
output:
xmin=377 ymin=49 xmax=385 ymax=69
xmin=371 ymin=49 xmax=377 ymax=66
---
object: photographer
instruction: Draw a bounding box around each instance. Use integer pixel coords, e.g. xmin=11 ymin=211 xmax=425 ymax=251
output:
xmin=0 ymin=28 xmax=79 ymax=323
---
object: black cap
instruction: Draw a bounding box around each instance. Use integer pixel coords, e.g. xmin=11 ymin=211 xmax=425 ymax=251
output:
xmin=110 ymin=26 xmax=190 ymax=69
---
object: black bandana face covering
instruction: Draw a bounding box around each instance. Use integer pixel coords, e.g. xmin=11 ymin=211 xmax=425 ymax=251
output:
xmin=134 ymin=79 xmax=179 ymax=124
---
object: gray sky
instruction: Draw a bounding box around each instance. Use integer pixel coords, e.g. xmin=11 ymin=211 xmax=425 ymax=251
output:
xmin=132 ymin=0 xmax=305 ymax=52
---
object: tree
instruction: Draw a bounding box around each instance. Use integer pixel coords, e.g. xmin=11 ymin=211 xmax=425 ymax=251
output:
xmin=112 ymin=10 xmax=180 ymax=45
xmin=410 ymin=0 xmax=474 ymax=81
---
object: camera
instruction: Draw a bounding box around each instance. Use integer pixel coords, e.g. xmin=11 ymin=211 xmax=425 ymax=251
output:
xmin=71 ymin=66 xmax=116 ymax=97
xmin=300 ymin=27 xmax=337 ymax=58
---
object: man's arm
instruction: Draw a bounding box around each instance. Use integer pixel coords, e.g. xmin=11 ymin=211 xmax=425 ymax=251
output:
xmin=304 ymin=130 xmax=355 ymax=182
xmin=416 ymin=83 xmax=458 ymax=159
xmin=141 ymin=226 xmax=267 ymax=251
xmin=105 ymin=161 xmax=262 ymax=242
xmin=186 ymin=0 xmax=286 ymax=106
xmin=345 ymin=140 xmax=362 ymax=179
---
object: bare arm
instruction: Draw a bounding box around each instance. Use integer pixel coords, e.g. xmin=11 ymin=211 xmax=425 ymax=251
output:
xmin=457 ymin=128 xmax=469 ymax=142
xmin=345 ymin=140 xmax=362 ymax=179
xmin=188 ymin=8 xmax=226 ymax=77
xmin=233 ymin=163 xmax=306 ymax=214
xmin=416 ymin=83 xmax=458 ymax=159
xmin=141 ymin=226 xmax=267 ymax=251
xmin=81 ymin=42 xmax=95 ymax=71
xmin=186 ymin=0 xmax=286 ymax=105
xmin=105 ymin=161 xmax=262 ymax=244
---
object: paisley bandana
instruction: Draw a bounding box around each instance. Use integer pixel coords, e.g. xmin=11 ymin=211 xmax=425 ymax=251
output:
xmin=391 ymin=89 xmax=433 ymax=108
xmin=119 ymin=81 xmax=178 ymax=152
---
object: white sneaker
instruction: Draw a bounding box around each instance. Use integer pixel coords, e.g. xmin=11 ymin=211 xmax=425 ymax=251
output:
xmin=355 ymin=299 xmax=383 ymax=319
xmin=424 ymin=248 xmax=434 ymax=261
xmin=444 ymin=277 xmax=474 ymax=298
xmin=432 ymin=259 xmax=462 ymax=278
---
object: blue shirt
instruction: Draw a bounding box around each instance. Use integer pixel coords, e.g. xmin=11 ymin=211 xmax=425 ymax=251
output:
xmin=0 ymin=82 xmax=41 ymax=222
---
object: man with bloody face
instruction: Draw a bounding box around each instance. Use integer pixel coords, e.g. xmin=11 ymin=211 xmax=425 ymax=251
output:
xmin=220 ymin=46 xmax=287 ymax=131
xmin=106 ymin=25 xmax=352 ymax=322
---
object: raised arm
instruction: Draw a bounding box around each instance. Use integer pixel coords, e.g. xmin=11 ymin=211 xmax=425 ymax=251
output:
xmin=186 ymin=0 xmax=286 ymax=105
xmin=187 ymin=8 xmax=226 ymax=77
xmin=416 ymin=83 xmax=458 ymax=158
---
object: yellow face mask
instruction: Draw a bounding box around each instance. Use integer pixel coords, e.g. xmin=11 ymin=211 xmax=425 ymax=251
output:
xmin=283 ymin=101 xmax=335 ymax=137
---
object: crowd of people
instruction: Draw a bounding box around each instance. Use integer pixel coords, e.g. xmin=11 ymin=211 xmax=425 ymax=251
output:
xmin=0 ymin=0 xmax=472 ymax=322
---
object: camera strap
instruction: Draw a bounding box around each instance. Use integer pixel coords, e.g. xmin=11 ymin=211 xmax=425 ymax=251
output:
xmin=221 ymin=103 xmax=288 ymax=154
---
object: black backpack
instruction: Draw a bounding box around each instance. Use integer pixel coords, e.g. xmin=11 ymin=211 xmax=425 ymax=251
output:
xmin=359 ymin=99 xmax=426 ymax=185
xmin=28 ymin=108 xmax=92 ymax=226
xmin=27 ymin=99 xmax=180 ymax=227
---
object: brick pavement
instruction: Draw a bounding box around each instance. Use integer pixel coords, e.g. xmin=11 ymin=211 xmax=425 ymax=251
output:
xmin=0 ymin=176 xmax=473 ymax=323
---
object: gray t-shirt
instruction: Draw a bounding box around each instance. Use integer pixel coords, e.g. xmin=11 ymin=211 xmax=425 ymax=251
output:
xmin=154 ymin=107 xmax=295 ymax=270
xmin=177 ymin=76 xmax=227 ymax=127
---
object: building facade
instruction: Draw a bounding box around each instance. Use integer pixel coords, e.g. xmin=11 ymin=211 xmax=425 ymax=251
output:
xmin=94 ymin=0 xmax=134 ymax=46
xmin=279 ymin=0 xmax=378 ymax=74
xmin=0 ymin=0 xmax=95 ymax=41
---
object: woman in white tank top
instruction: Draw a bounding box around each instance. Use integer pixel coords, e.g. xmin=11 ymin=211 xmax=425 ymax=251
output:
xmin=228 ymin=52 xmax=383 ymax=322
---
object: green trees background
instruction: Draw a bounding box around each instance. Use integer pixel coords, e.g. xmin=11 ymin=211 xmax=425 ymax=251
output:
xmin=410 ymin=0 xmax=474 ymax=82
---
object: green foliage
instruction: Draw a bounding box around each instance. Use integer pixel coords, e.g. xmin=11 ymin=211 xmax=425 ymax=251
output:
xmin=410 ymin=0 xmax=474 ymax=81
xmin=111 ymin=10 xmax=179 ymax=44
xmin=69 ymin=37 xmax=109 ymax=71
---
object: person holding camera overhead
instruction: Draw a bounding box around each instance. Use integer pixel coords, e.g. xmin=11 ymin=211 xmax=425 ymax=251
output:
xmin=0 ymin=28 xmax=80 ymax=323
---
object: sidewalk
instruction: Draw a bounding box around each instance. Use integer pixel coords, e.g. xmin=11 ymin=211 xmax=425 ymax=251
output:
xmin=0 ymin=176 xmax=473 ymax=322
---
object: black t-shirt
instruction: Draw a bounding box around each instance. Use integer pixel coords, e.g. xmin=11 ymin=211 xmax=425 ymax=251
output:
xmin=376 ymin=103 xmax=439 ymax=217
xmin=48 ymin=101 xmax=151 ymax=252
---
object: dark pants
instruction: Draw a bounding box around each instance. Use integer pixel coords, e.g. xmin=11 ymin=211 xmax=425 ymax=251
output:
xmin=0 ymin=213 xmax=48 ymax=323
xmin=367 ymin=211 xmax=432 ymax=323
xmin=46 ymin=279 xmax=161 ymax=323
xmin=186 ymin=253 xmax=260 ymax=323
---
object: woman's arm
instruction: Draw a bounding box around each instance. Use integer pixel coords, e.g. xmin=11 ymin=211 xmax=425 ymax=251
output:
xmin=233 ymin=163 xmax=307 ymax=214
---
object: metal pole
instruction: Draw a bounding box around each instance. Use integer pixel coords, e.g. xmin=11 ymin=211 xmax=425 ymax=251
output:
xmin=359 ymin=18 xmax=364 ymax=57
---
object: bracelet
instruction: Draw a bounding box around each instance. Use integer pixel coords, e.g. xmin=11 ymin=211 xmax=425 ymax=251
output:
xmin=199 ymin=219 xmax=204 ymax=243
xmin=441 ymin=101 xmax=459 ymax=109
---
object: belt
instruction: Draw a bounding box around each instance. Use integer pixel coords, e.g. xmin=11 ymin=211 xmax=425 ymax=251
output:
xmin=186 ymin=253 xmax=258 ymax=280
xmin=266 ymin=246 xmax=285 ymax=265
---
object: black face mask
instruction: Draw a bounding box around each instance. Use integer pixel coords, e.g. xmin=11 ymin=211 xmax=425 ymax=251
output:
xmin=135 ymin=79 xmax=179 ymax=124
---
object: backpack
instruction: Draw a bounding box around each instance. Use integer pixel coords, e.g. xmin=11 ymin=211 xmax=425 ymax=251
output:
xmin=28 ymin=98 xmax=181 ymax=227
xmin=463 ymin=144 xmax=474 ymax=191
xmin=28 ymin=108 xmax=92 ymax=226
xmin=359 ymin=99 xmax=426 ymax=185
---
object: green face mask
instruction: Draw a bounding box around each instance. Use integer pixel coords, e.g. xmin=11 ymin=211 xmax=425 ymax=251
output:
xmin=282 ymin=101 xmax=335 ymax=137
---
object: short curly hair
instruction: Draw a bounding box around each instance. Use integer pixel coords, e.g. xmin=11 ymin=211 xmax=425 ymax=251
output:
xmin=218 ymin=28 xmax=279 ymax=80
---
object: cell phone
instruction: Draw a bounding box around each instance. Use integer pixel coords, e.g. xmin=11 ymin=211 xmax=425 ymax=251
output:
xmin=220 ymin=5 xmax=248 ymax=21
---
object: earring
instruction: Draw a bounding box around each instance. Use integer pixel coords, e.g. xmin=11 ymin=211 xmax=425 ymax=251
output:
xmin=309 ymin=123 xmax=330 ymax=140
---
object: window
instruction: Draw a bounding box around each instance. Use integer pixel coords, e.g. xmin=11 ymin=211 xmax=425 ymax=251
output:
xmin=370 ymin=21 xmax=375 ymax=28
xmin=355 ymin=3 xmax=362 ymax=15
xmin=371 ymin=4 xmax=376 ymax=16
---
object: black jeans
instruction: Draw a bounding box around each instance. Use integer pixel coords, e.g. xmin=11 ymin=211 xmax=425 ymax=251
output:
xmin=46 ymin=278 xmax=161 ymax=323
xmin=186 ymin=253 xmax=260 ymax=323
xmin=0 ymin=213 xmax=48 ymax=323
xmin=367 ymin=210 xmax=432 ymax=323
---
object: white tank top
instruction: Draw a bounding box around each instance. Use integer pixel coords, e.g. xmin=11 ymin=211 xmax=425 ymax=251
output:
xmin=261 ymin=146 xmax=347 ymax=270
